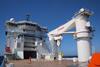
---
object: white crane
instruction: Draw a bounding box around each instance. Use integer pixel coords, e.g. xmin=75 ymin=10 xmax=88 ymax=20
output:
xmin=48 ymin=8 xmax=93 ymax=62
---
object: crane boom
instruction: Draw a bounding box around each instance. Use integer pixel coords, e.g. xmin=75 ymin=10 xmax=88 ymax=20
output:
xmin=47 ymin=8 xmax=93 ymax=62
xmin=48 ymin=19 xmax=75 ymax=36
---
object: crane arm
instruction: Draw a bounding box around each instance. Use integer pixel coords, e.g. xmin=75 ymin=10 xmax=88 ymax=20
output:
xmin=48 ymin=18 xmax=75 ymax=41
xmin=48 ymin=19 xmax=75 ymax=37
xmin=47 ymin=18 xmax=76 ymax=47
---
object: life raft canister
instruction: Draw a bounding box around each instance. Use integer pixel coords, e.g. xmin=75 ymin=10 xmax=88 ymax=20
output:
xmin=88 ymin=53 xmax=100 ymax=67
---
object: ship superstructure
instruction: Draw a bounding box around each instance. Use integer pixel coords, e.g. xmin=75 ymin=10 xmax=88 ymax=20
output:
xmin=5 ymin=18 xmax=49 ymax=60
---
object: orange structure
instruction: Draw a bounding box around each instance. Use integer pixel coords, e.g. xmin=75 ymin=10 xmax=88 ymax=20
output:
xmin=88 ymin=53 xmax=100 ymax=67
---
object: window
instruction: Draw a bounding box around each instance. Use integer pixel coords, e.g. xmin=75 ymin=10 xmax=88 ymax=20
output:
xmin=17 ymin=43 xmax=21 ymax=48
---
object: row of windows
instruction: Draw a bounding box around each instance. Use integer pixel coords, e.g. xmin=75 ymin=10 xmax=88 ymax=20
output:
xmin=24 ymin=45 xmax=36 ymax=49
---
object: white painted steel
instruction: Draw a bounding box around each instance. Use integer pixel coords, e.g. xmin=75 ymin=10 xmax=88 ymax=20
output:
xmin=75 ymin=17 xmax=90 ymax=38
xmin=77 ymin=38 xmax=91 ymax=62
xmin=48 ymin=19 xmax=75 ymax=36
xmin=17 ymin=51 xmax=24 ymax=59
xmin=75 ymin=8 xmax=92 ymax=62
xmin=73 ymin=57 xmax=78 ymax=62
xmin=58 ymin=54 xmax=62 ymax=60
xmin=48 ymin=8 xmax=92 ymax=62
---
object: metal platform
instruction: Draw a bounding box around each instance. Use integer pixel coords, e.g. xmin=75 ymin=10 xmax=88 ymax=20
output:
xmin=9 ymin=60 xmax=88 ymax=67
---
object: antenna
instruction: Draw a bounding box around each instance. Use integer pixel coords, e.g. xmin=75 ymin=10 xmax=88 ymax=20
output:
xmin=9 ymin=18 xmax=15 ymax=22
xmin=26 ymin=14 xmax=31 ymax=21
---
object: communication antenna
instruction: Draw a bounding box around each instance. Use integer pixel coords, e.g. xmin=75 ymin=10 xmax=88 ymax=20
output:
xmin=9 ymin=18 xmax=15 ymax=23
xmin=26 ymin=14 xmax=31 ymax=21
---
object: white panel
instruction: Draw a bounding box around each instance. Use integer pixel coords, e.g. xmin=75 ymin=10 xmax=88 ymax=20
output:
xmin=75 ymin=11 xmax=92 ymax=62
xmin=17 ymin=51 xmax=24 ymax=59
xmin=77 ymin=38 xmax=91 ymax=62
xmin=75 ymin=19 xmax=89 ymax=38
xmin=58 ymin=54 xmax=62 ymax=60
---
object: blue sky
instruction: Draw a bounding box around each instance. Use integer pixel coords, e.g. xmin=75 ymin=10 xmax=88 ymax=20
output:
xmin=0 ymin=0 xmax=100 ymax=56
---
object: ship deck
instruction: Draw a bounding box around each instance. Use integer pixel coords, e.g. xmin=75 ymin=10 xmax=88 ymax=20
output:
xmin=9 ymin=59 xmax=88 ymax=67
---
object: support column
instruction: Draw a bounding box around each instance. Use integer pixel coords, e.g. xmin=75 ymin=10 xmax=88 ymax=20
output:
xmin=75 ymin=8 xmax=92 ymax=62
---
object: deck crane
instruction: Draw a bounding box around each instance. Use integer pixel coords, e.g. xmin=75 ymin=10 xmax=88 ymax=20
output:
xmin=48 ymin=8 xmax=93 ymax=62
